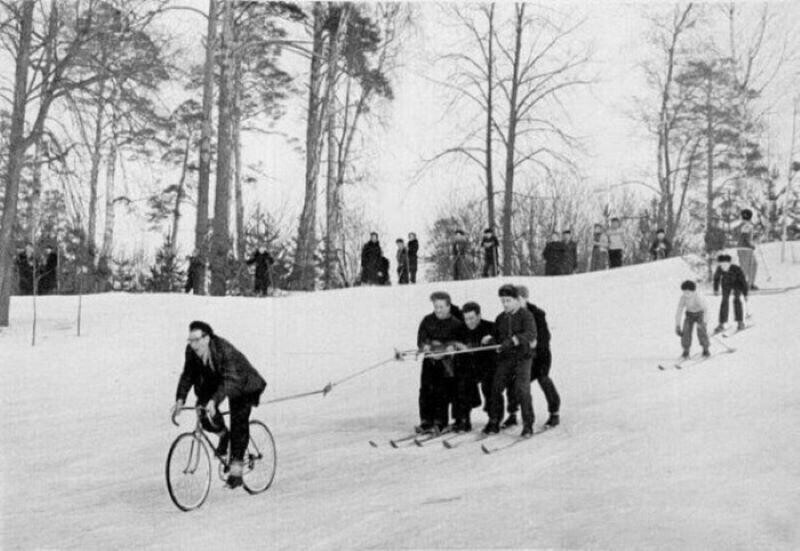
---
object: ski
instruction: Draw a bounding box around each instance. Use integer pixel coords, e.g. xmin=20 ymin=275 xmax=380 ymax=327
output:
xmin=368 ymin=432 xmax=418 ymax=448
xmin=722 ymin=323 xmax=754 ymax=338
xmin=414 ymin=426 xmax=454 ymax=446
xmin=480 ymin=426 xmax=551 ymax=454
xmin=442 ymin=431 xmax=488 ymax=449
xmin=658 ymin=353 xmax=701 ymax=371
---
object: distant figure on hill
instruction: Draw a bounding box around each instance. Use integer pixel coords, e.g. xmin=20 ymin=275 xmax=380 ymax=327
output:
xmin=407 ymin=232 xmax=419 ymax=284
xmin=607 ymin=218 xmax=625 ymax=268
xmin=481 ymin=228 xmax=499 ymax=277
xmin=590 ymin=223 xmax=609 ymax=271
xmin=737 ymin=209 xmax=758 ymax=290
xmin=649 ymin=229 xmax=672 ymax=261
xmin=396 ymin=238 xmax=409 ymax=284
xmin=185 ymin=251 xmax=203 ymax=294
xmin=452 ymin=229 xmax=470 ymax=281
xmin=246 ymin=246 xmax=274 ymax=296
xmin=39 ymin=245 xmax=59 ymax=294
xmin=360 ymin=232 xmax=383 ymax=285
xmin=542 ymin=232 xmax=567 ymax=276
xmin=562 ymin=229 xmax=578 ymax=274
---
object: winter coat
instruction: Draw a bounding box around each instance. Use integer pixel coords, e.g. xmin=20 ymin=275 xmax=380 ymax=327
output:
xmin=457 ymin=319 xmax=496 ymax=376
xmin=407 ymin=239 xmax=419 ymax=269
xmin=176 ymin=335 xmax=267 ymax=406
xmin=493 ymin=307 xmax=537 ymax=361
xmin=452 ymin=236 xmax=470 ymax=280
xmin=713 ymin=265 xmax=749 ymax=296
xmin=378 ymin=257 xmax=390 ymax=285
xmin=246 ymin=251 xmax=273 ymax=282
xmin=417 ymin=312 xmax=464 ymax=350
xmin=649 ymin=238 xmax=672 ymax=260
xmin=361 ymin=241 xmax=383 ymax=284
xmin=481 ymin=235 xmax=499 ymax=265
xmin=564 ymin=240 xmax=578 ymax=273
xmin=16 ymin=252 xmax=33 ymax=295
xmin=39 ymin=252 xmax=58 ymax=294
xmin=542 ymin=241 xmax=568 ymax=276
xmin=524 ymin=303 xmax=550 ymax=354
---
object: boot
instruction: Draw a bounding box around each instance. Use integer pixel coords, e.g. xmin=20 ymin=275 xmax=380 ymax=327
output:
xmin=545 ymin=413 xmax=560 ymax=428
xmin=681 ymin=349 xmax=690 ymax=360
xmin=415 ymin=421 xmax=433 ymax=434
xmin=521 ymin=424 xmax=534 ymax=438
xmin=225 ymin=461 xmax=243 ymax=489
xmin=482 ymin=421 xmax=500 ymax=434
xmin=501 ymin=414 xmax=518 ymax=429
xmin=713 ymin=325 xmax=725 ymax=335
xmin=702 ymin=347 xmax=711 ymax=357
xmin=737 ymin=321 xmax=746 ymax=330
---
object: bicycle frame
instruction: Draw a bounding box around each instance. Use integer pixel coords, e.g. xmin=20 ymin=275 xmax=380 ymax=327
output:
xmin=173 ymin=406 xmax=231 ymax=467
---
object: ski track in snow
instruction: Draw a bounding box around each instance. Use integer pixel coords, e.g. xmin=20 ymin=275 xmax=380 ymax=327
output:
xmin=2 ymin=243 xmax=800 ymax=550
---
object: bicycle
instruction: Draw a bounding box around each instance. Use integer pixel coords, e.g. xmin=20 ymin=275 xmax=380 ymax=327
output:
xmin=165 ymin=406 xmax=277 ymax=511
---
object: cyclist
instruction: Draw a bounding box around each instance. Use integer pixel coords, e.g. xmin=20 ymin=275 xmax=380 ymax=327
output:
xmin=172 ymin=321 xmax=267 ymax=489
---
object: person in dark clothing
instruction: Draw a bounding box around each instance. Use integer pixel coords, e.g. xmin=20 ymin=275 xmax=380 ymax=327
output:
xmin=361 ymin=232 xmax=383 ymax=285
xmin=562 ymin=230 xmax=578 ymax=274
xmin=39 ymin=246 xmax=58 ymax=294
xmin=396 ymin=239 xmax=409 ymax=284
xmin=649 ymin=229 xmax=672 ymax=261
xmin=407 ymin=232 xmax=419 ymax=283
xmin=481 ymin=228 xmax=500 ymax=277
xmin=172 ymin=321 xmax=267 ymax=489
xmin=542 ymin=232 xmax=568 ymax=276
xmin=15 ymin=245 xmax=34 ymax=295
xmin=378 ymin=256 xmax=390 ymax=285
xmin=482 ymin=284 xmax=537 ymax=437
xmin=453 ymin=302 xmax=496 ymax=431
xmin=452 ymin=229 xmax=470 ymax=280
xmin=712 ymin=254 xmax=749 ymax=333
xmin=185 ymin=252 xmax=203 ymax=294
xmin=246 ymin=247 xmax=274 ymax=296
xmin=416 ymin=291 xmax=465 ymax=433
xmin=502 ymin=286 xmax=561 ymax=428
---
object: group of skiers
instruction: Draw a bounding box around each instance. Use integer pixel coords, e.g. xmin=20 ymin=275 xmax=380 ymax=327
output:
xmin=14 ymin=243 xmax=59 ymax=295
xmin=361 ymin=232 xmax=419 ymax=286
xmin=414 ymin=284 xmax=561 ymax=438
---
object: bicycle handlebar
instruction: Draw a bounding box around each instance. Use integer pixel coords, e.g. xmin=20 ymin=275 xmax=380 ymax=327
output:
xmin=171 ymin=405 xmax=230 ymax=427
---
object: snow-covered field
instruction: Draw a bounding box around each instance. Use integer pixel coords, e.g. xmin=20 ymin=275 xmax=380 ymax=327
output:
xmin=2 ymin=242 xmax=800 ymax=550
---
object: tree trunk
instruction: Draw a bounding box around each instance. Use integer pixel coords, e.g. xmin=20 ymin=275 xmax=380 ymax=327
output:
xmin=289 ymin=3 xmax=329 ymax=290
xmin=193 ymin=0 xmax=218 ymax=295
xmin=88 ymin=86 xmax=107 ymax=261
xmin=0 ymin=0 xmax=35 ymax=327
xmin=101 ymin=128 xmax=117 ymax=260
xmin=233 ymin=45 xmax=245 ymax=262
xmin=324 ymin=100 xmax=339 ymax=289
xmin=705 ymin=76 xmax=714 ymax=256
xmin=171 ymin=135 xmax=191 ymax=250
xmin=485 ymin=4 xmax=495 ymax=237
xmin=501 ymin=5 xmax=524 ymax=276
xmin=209 ymin=0 xmax=233 ymax=296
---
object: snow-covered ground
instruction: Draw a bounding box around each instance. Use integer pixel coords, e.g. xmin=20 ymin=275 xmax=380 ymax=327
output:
xmin=2 ymin=242 xmax=800 ymax=550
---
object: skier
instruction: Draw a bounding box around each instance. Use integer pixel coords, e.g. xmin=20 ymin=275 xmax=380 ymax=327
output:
xmin=649 ymin=229 xmax=672 ymax=260
xmin=246 ymin=246 xmax=274 ymax=296
xmin=562 ymin=229 xmax=578 ymax=274
xmin=481 ymin=284 xmax=537 ymax=438
xmin=407 ymin=232 xmax=419 ymax=283
xmin=451 ymin=301 xmax=494 ymax=432
xmin=737 ymin=209 xmax=758 ymax=290
xmin=171 ymin=321 xmax=267 ymax=489
xmin=360 ymin=232 xmax=383 ymax=285
xmin=452 ymin=229 xmax=470 ymax=280
xmin=395 ymin=238 xmax=410 ymax=284
xmin=502 ymin=285 xmax=561 ymax=428
xmin=416 ymin=291 xmax=464 ymax=433
xmin=607 ymin=218 xmax=625 ymax=268
xmin=542 ymin=232 xmax=567 ymax=276
xmin=590 ymin=223 xmax=609 ymax=271
xmin=712 ymin=254 xmax=749 ymax=333
xmin=481 ymin=228 xmax=500 ymax=277
xmin=674 ymin=280 xmax=710 ymax=359
xmin=184 ymin=251 xmax=203 ymax=294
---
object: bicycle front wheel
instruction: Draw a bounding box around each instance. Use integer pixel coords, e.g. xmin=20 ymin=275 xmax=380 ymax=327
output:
xmin=242 ymin=420 xmax=277 ymax=494
xmin=166 ymin=433 xmax=212 ymax=511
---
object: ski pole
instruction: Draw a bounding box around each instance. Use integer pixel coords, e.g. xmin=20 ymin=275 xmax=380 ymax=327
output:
xmin=395 ymin=344 xmax=503 ymax=361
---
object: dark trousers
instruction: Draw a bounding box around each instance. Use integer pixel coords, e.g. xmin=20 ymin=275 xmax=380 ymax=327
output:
xmin=480 ymin=364 xmax=497 ymax=413
xmin=419 ymin=359 xmax=452 ymax=427
xmin=409 ymin=260 xmax=417 ymax=283
xmin=229 ymin=395 xmax=254 ymax=463
xmin=682 ymin=311 xmax=710 ymax=351
xmin=608 ymin=249 xmax=623 ymax=268
xmin=398 ymin=267 xmax=409 ymax=284
xmin=490 ymin=358 xmax=533 ymax=427
xmin=254 ymin=276 xmax=270 ymax=296
xmin=483 ymin=260 xmax=497 ymax=277
xmin=719 ymin=289 xmax=744 ymax=323
xmin=507 ymin=350 xmax=561 ymax=415
xmin=452 ymin=363 xmax=481 ymax=422
xmin=200 ymin=406 xmax=226 ymax=436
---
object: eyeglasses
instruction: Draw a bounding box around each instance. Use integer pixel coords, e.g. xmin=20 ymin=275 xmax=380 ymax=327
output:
xmin=187 ymin=335 xmax=206 ymax=344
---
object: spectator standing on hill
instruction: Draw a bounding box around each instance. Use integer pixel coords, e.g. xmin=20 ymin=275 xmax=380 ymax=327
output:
xmin=407 ymin=233 xmax=419 ymax=284
xmin=607 ymin=218 xmax=625 ymax=268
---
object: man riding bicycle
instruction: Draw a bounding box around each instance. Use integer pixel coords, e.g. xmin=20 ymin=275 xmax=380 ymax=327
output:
xmin=171 ymin=321 xmax=267 ymax=489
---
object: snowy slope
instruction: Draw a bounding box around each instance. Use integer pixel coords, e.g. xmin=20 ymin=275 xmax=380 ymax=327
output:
xmin=2 ymin=242 xmax=800 ymax=550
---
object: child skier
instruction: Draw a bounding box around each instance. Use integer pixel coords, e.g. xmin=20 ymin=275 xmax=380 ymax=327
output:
xmin=712 ymin=254 xmax=749 ymax=334
xmin=675 ymin=280 xmax=710 ymax=359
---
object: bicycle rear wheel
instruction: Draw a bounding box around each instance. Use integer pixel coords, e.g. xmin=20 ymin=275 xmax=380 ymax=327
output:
xmin=242 ymin=420 xmax=276 ymax=494
xmin=166 ymin=433 xmax=212 ymax=511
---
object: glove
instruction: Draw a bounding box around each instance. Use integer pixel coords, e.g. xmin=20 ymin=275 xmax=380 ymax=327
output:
xmin=675 ymin=326 xmax=683 ymax=338
xmin=498 ymin=338 xmax=514 ymax=353
xmin=480 ymin=335 xmax=493 ymax=346
xmin=171 ymin=399 xmax=184 ymax=424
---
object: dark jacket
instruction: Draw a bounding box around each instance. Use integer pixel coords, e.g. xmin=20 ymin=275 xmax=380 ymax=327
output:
xmin=40 ymin=252 xmax=58 ymax=294
xmin=246 ymin=250 xmax=273 ymax=281
xmin=458 ymin=319 xmax=496 ymax=374
xmin=525 ymin=303 xmax=550 ymax=354
xmin=417 ymin=312 xmax=464 ymax=350
xmin=176 ymin=335 xmax=267 ymax=406
xmin=378 ymin=257 xmax=390 ymax=285
xmin=361 ymin=241 xmax=382 ymax=284
xmin=713 ymin=265 xmax=749 ymax=296
xmin=649 ymin=238 xmax=672 ymax=260
xmin=407 ymin=239 xmax=419 ymax=265
xmin=493 ymin=307 xmax=537 ymax=361
xmin=542 ymin=241 xmax=568 ymax=276
xmin=482 ymin=235 xmax=499 ymax=265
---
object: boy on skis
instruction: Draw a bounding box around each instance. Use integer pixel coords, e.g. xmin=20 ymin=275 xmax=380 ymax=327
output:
xmin=675 ymin=280 xmax=710 ymax=359
xmin=712 ymin=254 xmax=749 ymax=333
